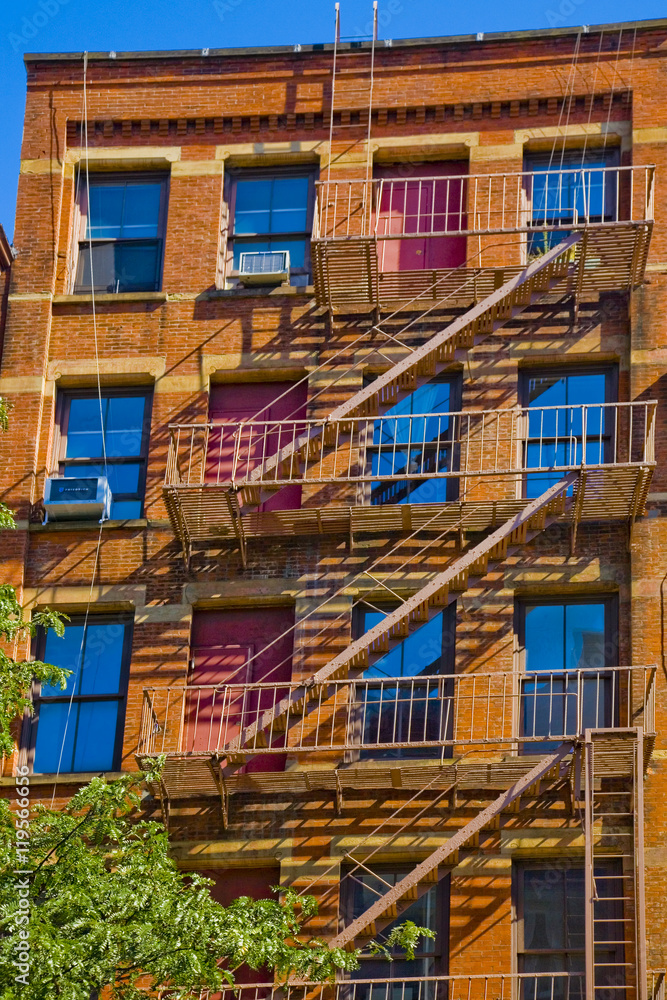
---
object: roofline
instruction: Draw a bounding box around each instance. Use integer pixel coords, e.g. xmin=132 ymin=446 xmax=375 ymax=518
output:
xmin=23 ymin=15 xmax=667 ymax=64
xmin=0 ymin=227 xmax=13 ymax=273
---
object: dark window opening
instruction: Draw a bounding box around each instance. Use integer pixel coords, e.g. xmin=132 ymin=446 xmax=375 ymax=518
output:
xmin=341 ymin=863 xmax=449 ymax=997
xmin=516 ymin=861 xmax=625 ymax=1000
xmin=30 ymin=616 xmax=132 ymax=774
xmin=74 ymin=174 xmax=168 ymax=293
xmin=56 ymin=389 xmax=152 ymax=520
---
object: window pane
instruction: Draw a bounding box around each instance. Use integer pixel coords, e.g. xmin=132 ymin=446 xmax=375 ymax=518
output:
xmin=523 ymin=868 xmax=566 ymax=949
xmin=33 ymin=701 xmax=75 ymax=773
xmin=564 ymin=604 xmax=605 ymax=671
xmin=71 ymin=701 xmax=119 ymax=771
xmin=63 ymin=463 xmax=141 ymax=496
xmin=109 ymin=499 xmax=142 ymax=519
xmin=75 ymin=240 xmax=160 ymax=293
xmin=79 ymin=623 xmax=126 ymax=695
xmin=234 ymin=179 xmax=272 ymax=234
xmin=120 ymin=183 xmax=161 ymax=238
xmin=41 ymin=625 xmax=86 ymax=696
xmin=525 ymin=605 xmax=565 ymax=673
xmin=105 ymin=397 xmax=146 ymax=457
xmin=66 ymin=398 xmax=104 ymax=458
xmin=87 ymin=185 xmax=125 ymax=239
xmin=269 ymin=177 xmax=309 ymax=233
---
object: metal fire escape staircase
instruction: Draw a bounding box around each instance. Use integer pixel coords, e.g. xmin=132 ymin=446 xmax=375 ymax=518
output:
xmin=222 ymin=473 xmax=576 ymax=765
xmin=235 ymin=233 xmax=582 ymax=516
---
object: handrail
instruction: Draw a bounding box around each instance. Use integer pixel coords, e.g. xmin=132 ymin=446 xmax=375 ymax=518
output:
xmin=313 ymin=165 xmax=655 ymax=241
xmin=163 ymin=400 xmax=657 ymax=490
xmin=138 ymin=664 xmax=656 ymax=757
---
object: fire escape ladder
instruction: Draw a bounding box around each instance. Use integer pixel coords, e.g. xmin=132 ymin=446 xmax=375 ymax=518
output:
xmin=583 ymin=728 xmax=647 ymax=1000
xmin=236 ymin=233 xmax=582 ymax=509
xmin=222 ymin=473 xmax=576 ymax=765
xmin=329 ymin=741 xmax=574 ymax=949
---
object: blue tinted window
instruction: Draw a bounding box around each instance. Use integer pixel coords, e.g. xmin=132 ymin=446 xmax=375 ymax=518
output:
xmin=86 ymin=182 xmax=162 ymax=240
xmin=525 ymin=603 xmax=605 ymax=673
xmin=34 ymin=621 xmax=128 ymax=775
xmin=233 ymin=176 xmax=309 ymax=236
xmin=62 ymin=393 xmax=148 ymax=519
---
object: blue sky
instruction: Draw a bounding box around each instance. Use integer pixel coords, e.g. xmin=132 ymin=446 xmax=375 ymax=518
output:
xmin=1 ymin=0 xmax=664 ymax=239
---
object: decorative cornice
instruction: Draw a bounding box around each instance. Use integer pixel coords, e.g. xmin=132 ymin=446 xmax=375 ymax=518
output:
xmin=65 ymin=90 xmax=631 ymax=145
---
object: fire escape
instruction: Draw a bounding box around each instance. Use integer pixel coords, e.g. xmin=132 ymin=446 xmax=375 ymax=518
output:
xmin=147 ymin=160 xmax=657 ymax=1000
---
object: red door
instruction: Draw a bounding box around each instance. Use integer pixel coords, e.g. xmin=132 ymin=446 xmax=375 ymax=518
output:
xmin=207 ymin=381 xmax=307 ymax=511
xmin=204 ymin=866 xmax=281 ymax=986
xmin=374 ymin=162 xmax=468 ymax=272
xmin=187 ymin=607 xmax=295 ymax=773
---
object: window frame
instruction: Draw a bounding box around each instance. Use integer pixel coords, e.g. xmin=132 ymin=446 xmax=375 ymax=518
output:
xmin=519 ymin=365 xmax=618 ymax=496
xmin=340 ymin=862 xmax=450 ymax=977
xmin=53 ymin=387 xmax=153 ymax=520
xmin=515 ymin=595 xmax=619 ymax=748
xmin=350 ymin=599 xmax=457 ymax=761
xmin=363 ymin=372 xmax=463 ymax=506
xmin=26 ymin=613 xmax=134 ymax=775
xmin=72 ymin=171 xmax=169 ymax=294
xmin=514 ymin=858 xmax=625 ymax=996
xmin=226 ymin=166 xmax=318 ymax=284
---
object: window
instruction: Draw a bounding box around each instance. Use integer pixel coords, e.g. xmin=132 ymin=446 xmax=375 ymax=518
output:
xmin=56 ymin=390 xmax=152 ymax=519
xmin=228 ymin=169 xmax=316 ymax=286
xmin=524 ymin=149 xmax=619 ymax=254
xmin=517 ymin=598 xmax=617 ymax=749
xmin=30 ymin=616 xmax=132 ymax=774
xmin=516 ymin=862 xmax=625 ymax=1000
xmin=353 ymin=602 xmax=455 ymax=759
xmin=74 ymin=174 xmax=168 ymax=293
xmin=368 ymin=376 xmax=461 ymax=506
xmin=341 ymin=864 xmax=448 ymax=998
xmin=520 ymin=367 xmax=616 ymax=499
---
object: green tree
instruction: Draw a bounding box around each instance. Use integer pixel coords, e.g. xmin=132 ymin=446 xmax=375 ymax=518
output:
xmin=0 ymin=396 xmax=432 ymax=1000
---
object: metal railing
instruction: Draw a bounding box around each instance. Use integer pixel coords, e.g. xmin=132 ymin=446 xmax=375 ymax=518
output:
xmin=164 ymin=401 xmax=656 ymax=492
xmin=139 ymin=665 xmax=655 ymax=758
xmin=153 ymin=971 xmax=635 ymax=1000
xmin=313 ymin=165 xmax=655 ymax=242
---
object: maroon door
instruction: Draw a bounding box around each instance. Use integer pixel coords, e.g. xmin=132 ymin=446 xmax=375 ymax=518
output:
xmin=374 ymin=162 xmax=468 ymax=272
xmin=207 ymin=381 xmax=307 ymax=511
xmin=187 ymin=607 xmax=295 ymax=773
xmin=204 ymin=866 xmax=281 ymax=986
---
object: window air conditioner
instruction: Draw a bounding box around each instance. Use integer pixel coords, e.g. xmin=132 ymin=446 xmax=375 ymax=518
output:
xmin=43 ymin=476 xmax=112 ymax=522
xmin=238 ymin=250 xmax=290 ymax=286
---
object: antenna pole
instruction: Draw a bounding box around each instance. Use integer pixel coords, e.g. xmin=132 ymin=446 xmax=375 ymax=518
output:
xmin=327 ymin=3 xmax=340 ymax=184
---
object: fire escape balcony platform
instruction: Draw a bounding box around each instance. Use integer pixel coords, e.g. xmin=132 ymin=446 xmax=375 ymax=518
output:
xmin=164 ymin=460 xmax=654 ymax=545
xmin=312 ymin=222 xmax=653 ymax=312
xmin=138 ymin=727 xmax=653 ymax=802
xmin=311 ymin=165 xmax=655 ymax=312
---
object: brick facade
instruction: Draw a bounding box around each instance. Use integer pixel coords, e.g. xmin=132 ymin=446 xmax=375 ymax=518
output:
xmin=2 ymin=18 xmax=666 ymax=993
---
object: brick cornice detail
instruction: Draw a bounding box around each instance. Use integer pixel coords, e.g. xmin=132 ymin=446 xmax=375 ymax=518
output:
xmin=66 ymin=89 xmax=631 ymax=144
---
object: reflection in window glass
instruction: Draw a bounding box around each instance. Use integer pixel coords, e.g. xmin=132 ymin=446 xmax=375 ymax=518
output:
xmin=521 ymin=601 xmax=612 ymax=746
xmin=231 ymin=173 xmax=312 ymax=285
xmin=61 ymin=393 xmax=149 ymax=519
xmin=518 ymin=863 xmax=624 ymax=1000
xmin=33 ymin=620 xmax=129 ymax=774
xmin=76 ymin=177 xmax=165 ymax=293
xmin=523 ymin=370 xmax=612 ymax=498
xmin=370 ymin=379 xmax=458 ymax=506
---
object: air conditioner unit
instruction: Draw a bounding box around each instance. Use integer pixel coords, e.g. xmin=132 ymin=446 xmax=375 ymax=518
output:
xmin=43 ymin=476 xmax=112 ymax=522
xmin=238 ymin=250 xmax=290 ymax=286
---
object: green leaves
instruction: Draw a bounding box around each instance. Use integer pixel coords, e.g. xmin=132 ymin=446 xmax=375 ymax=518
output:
xmin=0 ymin=585 xmax=69 ymax=759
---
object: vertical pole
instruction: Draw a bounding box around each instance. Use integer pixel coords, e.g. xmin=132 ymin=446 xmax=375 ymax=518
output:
xmin=635 ymin=728 xmax=647 ymax=1000
xmin=327 ymin=3 xmax=340 ymax=186
xmin=584 ymin=730 xmax=596 ymax=1000
xmin=365 ymin=2 xmax=378 ymax=185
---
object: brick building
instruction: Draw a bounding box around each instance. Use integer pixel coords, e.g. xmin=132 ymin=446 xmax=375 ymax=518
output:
xmin=2 ymin=14 xmax=666 ymax=999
